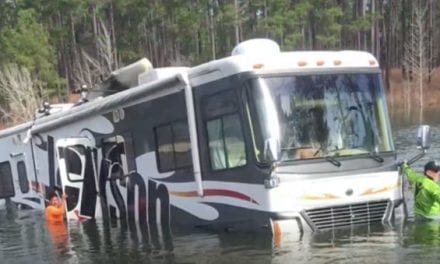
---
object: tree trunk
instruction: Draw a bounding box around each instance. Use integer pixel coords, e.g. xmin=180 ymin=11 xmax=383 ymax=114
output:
xmin=92 ymin=3 xmax=98 ymax=60
xmin=109 ymin=1 xmax=118 ymax=69
xmin=209 ymin=1 xmax=216 ymax=59
xmin=234 ymin=0 xmax=240 ymax=45
xmin=371 ymin=0 xmax=376 ymax=56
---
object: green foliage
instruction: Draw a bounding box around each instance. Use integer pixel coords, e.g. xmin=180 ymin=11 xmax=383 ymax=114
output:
xmin=0 ymin=0 xmax=425 ymax=102
xmin=1 ymin=9 xmax=64 ymax=97
xmin=314 ymin=6 xmax=343 ymax=48
xmin=345 ymin=13 xmax=381 ymax=33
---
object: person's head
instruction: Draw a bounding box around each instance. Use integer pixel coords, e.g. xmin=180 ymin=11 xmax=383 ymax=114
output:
xmin=424 ymin=161 xmax=440 ymax=181
xmin=48 ymin=192 xmax=62 ymax=207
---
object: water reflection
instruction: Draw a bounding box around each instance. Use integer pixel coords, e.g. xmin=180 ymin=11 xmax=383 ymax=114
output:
xmin=62 ymin=218 xmax=274 ymax=263
xmin=403 ymin=220 xmax=440 ymax=247
xmin=3 ymin=207 xmax=440 ymax=263
xmin=390 ymin=107 xmax=440 ymax=130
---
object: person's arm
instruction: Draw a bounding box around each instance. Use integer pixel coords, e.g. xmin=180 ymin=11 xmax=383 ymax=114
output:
xmin=426 ymin=182 xmax=440 ymax=204
xmin=432 ymin=190 xmax=440 ymax=204
xmin=45 ymin=194 xmax=67 ymax=221
xmin=401 ymin=162 xmax=423 ymax=185
xmin=46 ymin=205 xmax=64 ymax=221
xmin=61 ymin=193 xmax=67 ymax=212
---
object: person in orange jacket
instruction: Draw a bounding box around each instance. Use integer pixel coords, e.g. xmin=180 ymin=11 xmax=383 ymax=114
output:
xmin=45 ymin=191 xmax=69 ymax=251
xmin=45 ymin=191 xmax=67 ymax=223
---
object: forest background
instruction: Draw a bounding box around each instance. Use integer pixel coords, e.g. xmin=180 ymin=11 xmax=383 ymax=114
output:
xmin=0 ymin=0 xmax=438 ymax=125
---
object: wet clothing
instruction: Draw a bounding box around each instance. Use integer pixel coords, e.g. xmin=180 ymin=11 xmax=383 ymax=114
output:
xmin=45 ymin=204 xmax=65 ymax=223
xmin=402 ymin=164 xmax=440 ymax=219
xmin=47 ymin=220 xmax=68 ymax=247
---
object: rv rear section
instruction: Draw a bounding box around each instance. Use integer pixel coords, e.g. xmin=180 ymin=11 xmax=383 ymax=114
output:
xmin=0 ymin=39 xmax=403 ymax=237
xmin=0 ymin=122 xmax=41 ymax=210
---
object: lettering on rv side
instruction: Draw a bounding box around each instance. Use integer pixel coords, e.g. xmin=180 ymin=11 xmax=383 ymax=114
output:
xmin=47 ymin=135 xmax=170 ymax=225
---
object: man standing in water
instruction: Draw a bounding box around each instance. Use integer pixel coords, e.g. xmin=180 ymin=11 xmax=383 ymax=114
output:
xmin=45 ymin=191 xmax=70 ymax=255
xmin=45 ymin=191 xmax=67 ymax=223
xmin=402 ymin=161 xmax=440 ymax=220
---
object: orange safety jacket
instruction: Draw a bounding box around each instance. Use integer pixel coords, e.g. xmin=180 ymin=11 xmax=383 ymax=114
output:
xmin=45 ymin=204 xmax=65 ymax=223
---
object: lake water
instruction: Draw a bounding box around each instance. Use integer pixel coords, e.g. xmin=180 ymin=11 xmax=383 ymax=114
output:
xmin=1 ymin=109 xmax=440 ymax=264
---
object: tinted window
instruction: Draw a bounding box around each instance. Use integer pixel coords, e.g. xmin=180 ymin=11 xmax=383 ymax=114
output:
xmin=155 ymin=124 xmax=175 ymax=172
xmin=0 ymin=162 xmax=14 ymax=198
xmin=203 ymin=90 xmax=247 ymax=171
xmin=17 ymin=161 xmax=29 ymax=193
xmin=207 ymin=114 xmax=246 ymax=170
xmin=203 ymin=89 xmax=238 ymax=119
xmin=155 ymin=120 xmax=192 ymax=172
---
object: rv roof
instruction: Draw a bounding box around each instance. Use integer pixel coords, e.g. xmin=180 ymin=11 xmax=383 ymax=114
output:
xmin=188 ymin=49 xmax=379 ymax=86
xmin=138 ymin=67 xmax=189 ymax=85
xmin=0 ymin=121 xmax=33 ymax=139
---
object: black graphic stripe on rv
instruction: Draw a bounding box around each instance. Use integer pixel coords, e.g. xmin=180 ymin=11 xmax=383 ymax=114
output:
xmin=79 ymin=147 xmax=98 ymax=217
xmin=48 ymin=136 xmax=55 ymax=188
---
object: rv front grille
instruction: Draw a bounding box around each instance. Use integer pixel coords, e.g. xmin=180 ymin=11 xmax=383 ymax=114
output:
xmin=303 ymin=200 xmax=389 ymax=231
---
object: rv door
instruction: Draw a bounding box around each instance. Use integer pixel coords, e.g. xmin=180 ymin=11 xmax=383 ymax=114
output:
xmin=56 ymin=138 xmax=101 ymax=220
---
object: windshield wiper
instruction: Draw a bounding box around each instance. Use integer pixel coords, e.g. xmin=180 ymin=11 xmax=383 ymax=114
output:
xmin=368 ymin=152 xmax=384 ymax=163
xmin=324 ymin=155 xmax=341 ymax=167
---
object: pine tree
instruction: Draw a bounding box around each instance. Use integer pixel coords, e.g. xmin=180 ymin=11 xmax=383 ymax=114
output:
xmin=1 ymin=9 xmax=63 ymax=97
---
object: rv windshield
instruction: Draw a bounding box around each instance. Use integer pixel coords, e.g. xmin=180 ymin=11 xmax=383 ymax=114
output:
xmin=247 ymin=73 xmax=394 ymax=163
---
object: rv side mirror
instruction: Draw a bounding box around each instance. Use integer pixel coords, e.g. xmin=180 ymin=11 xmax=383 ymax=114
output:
xmin=264 ymin=138 xmax=280 ymax=162
xmin=416 ymin=125 xmax=431 ymax=150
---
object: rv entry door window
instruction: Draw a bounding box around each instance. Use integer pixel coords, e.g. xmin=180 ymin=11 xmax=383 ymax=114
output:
xmin=64 ymin=145 xmax=86 ymax=182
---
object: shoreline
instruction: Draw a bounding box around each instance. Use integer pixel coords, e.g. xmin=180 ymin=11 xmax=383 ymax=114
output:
xmin=386 ymin=68 xmax=440 ymax=109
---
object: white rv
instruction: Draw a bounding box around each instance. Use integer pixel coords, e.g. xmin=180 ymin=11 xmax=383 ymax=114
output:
xmin=0 ymin=39 xmax=407 ymax=237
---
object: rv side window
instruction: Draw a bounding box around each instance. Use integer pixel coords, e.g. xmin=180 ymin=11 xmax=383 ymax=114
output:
xmin=155 ymin=120 xmax=192 ymax=172
xmin=0 ymin=161 xmax=14 ymax=198
xmin=203 ymin=90 xmax=246 ymax=171
xmin=17 ymin=161 xmax=29 ymax=193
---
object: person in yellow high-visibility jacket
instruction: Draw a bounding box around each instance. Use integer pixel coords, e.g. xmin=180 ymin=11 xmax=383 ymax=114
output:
xmin=402 ymin=161 xmax=440 ymax=220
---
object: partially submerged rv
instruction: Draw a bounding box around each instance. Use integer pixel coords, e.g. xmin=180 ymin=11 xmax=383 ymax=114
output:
xmin=0 ymin=39 xmax=411 ymax=236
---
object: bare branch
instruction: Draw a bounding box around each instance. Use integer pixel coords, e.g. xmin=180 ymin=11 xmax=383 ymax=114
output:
xmin=402 ymin=2 xmax=431 ymax=122
xmin=0 ymin=64 xmax=45 ymax=126
xmin=71 ymin=19 xmax=118 ymax=91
